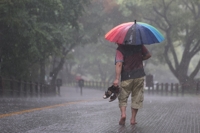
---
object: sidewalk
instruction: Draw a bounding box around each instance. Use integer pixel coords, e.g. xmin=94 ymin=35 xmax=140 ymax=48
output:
xmin=24 ymin=93 xmax=200 ymax=133
xmin=0 ymin=86 xmax=104 ymax=115
xmin=0 ymin=86 xmax=200 ymax=133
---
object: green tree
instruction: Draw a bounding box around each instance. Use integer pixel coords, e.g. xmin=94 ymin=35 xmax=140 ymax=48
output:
xmin=70 ymin=0 xmax=143 ymax=82
xmin=0 ymin=0 xmax=36 ymax=78
xmin=0 ymin=0 xmax=90 ymax=85
xmin=140 ymin=0 xmax=200 ymax=86
xmin=47 ymin=0 xmax=90 ymax=86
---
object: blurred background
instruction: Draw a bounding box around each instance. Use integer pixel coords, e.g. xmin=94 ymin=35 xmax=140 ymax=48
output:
xmin=0 ymin=0 xmax=200 ymax=88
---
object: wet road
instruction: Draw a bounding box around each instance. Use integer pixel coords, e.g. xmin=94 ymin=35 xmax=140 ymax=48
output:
xmin=0 ymin=87 xmax=200 ymax=133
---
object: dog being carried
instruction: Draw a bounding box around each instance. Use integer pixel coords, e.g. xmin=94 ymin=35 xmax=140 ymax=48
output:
xmin=103 ymin=85 xmax=120 ymax=102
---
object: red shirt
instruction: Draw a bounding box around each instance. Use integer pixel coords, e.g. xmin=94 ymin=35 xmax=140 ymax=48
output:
xmin=115 ymin=45 xmax=149 ymax=64
xmin=115 ymin=45 xmax=149 ymax=80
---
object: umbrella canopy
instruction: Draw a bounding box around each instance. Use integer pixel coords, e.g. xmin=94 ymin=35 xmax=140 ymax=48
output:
xmin=105 ymin=21 xmax=164 ymax=45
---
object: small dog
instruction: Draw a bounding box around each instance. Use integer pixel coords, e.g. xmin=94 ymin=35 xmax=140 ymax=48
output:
xmin=103 ymin=85 xmax=120 ymax=102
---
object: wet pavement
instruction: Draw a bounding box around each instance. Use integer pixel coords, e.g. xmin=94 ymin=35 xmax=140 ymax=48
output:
xmin=0 ymin=86 xmax=200 ymax=133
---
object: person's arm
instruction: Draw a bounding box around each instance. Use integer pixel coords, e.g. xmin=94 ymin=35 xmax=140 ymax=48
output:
xmin=113 ymin=62 xmax=122 ymax=86
xmin=142 ymin=45 xmax=151 ymax=60
xmin=143 ymin=53 xmax=151 ymax=60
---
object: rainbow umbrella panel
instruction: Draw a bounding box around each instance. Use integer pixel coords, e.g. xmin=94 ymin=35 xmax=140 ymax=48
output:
xmin=105 ymin=21 xmax=164 ymax=45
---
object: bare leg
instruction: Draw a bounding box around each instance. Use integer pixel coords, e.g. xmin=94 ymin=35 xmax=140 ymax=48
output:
xmin=130 ymin=108 xmax=138 ymax=125
xmin=119 ymin=106 xmax=126 ymax=125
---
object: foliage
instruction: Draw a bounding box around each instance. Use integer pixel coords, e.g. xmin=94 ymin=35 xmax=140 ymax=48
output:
xmin=0 ymin=0 xmax=90 ymax=82
xmin=1 ymin=0 xmax=200 ymax=85
xmin=72 ymin=0 xmax=200 ymax=84
xmin=70 ymin=0 xmax=126 ymax=82
xmin=133 ymin=0 xmax=200 ymax=84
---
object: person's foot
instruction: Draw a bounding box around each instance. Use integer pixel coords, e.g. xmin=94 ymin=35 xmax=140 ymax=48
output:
xmin=130 ymin=119 xmax=137 ymax=125
xmin=119 ymin=117 xmax=126 ymax=125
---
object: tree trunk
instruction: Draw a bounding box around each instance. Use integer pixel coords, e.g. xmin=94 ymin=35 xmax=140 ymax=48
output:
xmin=50 ymin=55 xmax=66 ymax=86
xmin=39 ymin=58 xmax=46 ymax=84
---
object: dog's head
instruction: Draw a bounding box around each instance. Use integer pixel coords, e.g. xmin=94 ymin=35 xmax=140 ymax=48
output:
xmin=103 ymin=85 xmax=120 ymax=101
xmin=103 ymin=90 xmax=112 ymax=99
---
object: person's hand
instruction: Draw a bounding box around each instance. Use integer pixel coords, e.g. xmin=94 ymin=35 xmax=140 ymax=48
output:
xmin=113 ymin=79 xmax=119 ymax=87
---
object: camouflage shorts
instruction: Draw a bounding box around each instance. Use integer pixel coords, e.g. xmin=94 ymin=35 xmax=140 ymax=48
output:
xmin=118 ymin=77 xmax=144 ymax=109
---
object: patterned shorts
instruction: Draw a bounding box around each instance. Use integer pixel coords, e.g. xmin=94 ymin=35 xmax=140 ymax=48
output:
xmin=118 ymin=77 xmax=144 ymax=109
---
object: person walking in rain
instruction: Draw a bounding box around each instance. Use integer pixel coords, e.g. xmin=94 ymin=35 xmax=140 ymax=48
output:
xmin=104 ymin=21 xmax=164 ymax=125
xmin=113 ymin=44 xmax=151 ymax=125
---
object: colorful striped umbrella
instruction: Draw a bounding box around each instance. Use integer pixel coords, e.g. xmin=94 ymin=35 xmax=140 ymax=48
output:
xmin=105 ymin=21 xmax=164 ymax=45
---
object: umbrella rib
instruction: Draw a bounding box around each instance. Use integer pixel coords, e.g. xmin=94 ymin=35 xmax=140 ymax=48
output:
xmin=138 ymin=29 xmax=143 ymax=45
